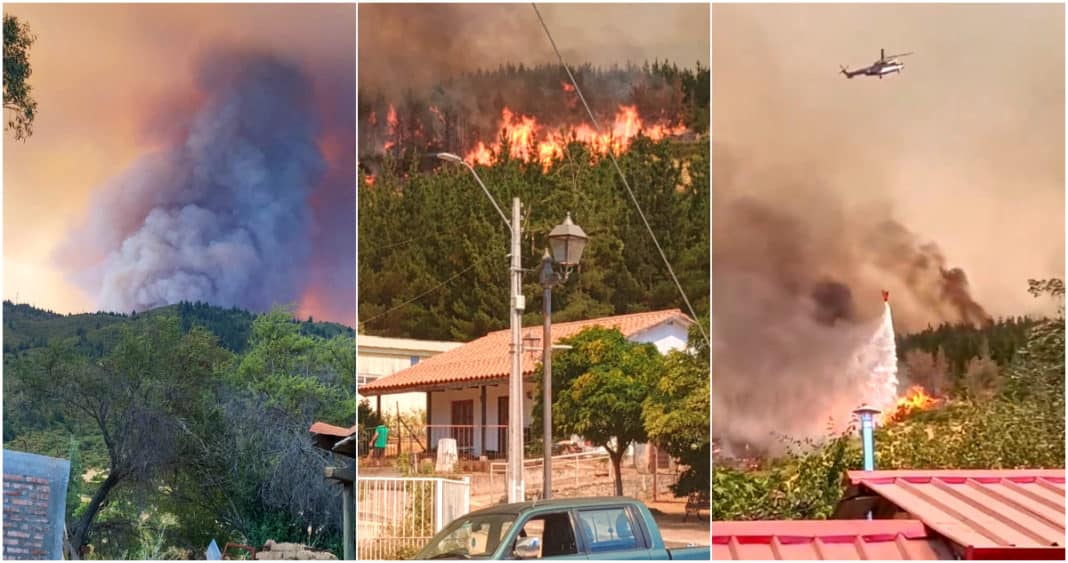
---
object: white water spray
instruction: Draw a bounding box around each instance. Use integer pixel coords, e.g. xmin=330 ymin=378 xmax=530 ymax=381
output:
xmin=856 ymin=301 xmax=900 ymax=415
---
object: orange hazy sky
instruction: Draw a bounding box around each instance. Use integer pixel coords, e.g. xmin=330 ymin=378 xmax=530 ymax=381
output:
xmin=3 ymin=3 xmax=355 ymax=318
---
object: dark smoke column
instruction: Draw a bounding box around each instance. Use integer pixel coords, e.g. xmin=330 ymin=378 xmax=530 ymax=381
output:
xmin=59 ymin=52 xmax=326 ymax=314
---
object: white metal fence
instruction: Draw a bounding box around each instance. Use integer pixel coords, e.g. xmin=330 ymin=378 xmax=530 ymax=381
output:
xmin=356 ymin=476 xmax=470 ymax=560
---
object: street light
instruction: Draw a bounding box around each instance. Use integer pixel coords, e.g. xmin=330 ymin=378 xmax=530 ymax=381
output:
xmin=539 ymin=213 xmax=588 ymax=499
xmin=437 ymin=153 xmax=526 ymax=503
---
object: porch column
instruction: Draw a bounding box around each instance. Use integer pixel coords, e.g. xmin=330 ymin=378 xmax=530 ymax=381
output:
xmin=375 ymin=395 xmax=381 ymax=417
xmin=480 ymin=385 xmax=487 ymax=458
xmin=426 ymin=391 xmax=433 ymax=451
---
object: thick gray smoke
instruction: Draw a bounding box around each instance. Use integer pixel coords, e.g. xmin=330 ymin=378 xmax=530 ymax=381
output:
xmin=56 ymin=51 xmax=325 ymax=313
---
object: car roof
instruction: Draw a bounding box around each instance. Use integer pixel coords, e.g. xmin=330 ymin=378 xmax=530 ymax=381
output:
xmin=463 ymin=496 xmax=644 ymax=518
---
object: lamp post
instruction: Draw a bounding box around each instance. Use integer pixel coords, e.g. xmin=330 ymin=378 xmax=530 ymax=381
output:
xmin=437 ymin=153 xmax=525 ymax=503
xmin=540 ymin=213 xmax=588 ymax=499
xmin=853 ymin=404 xmax=881 ymax=521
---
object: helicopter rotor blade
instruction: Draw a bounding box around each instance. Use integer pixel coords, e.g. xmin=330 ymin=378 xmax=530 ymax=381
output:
xmin=885 ymin=51 xmax=914 ymax=59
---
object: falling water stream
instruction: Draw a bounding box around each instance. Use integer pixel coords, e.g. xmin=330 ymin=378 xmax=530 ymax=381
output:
xmin=858 ymin=301 xmax=901 ymax=417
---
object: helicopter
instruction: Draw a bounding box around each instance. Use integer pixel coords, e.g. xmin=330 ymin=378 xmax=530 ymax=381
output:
xmin=840 ymin=48 xmax=913 ymax=79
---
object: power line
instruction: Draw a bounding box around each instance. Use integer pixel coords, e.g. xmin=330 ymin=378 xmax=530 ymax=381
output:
xmin=531 ymin=3 xmax=710 ymax=346
xmin=360 ymin=263 xmax=478 ymax=325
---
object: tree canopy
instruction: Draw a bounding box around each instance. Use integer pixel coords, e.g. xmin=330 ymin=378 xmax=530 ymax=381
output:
xmin=533 ymin=327 xmax=663 ymax=496
xmin=3 ymin=14 xmax=37 ymax=141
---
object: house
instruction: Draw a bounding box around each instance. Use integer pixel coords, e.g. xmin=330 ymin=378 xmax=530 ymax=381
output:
xmin=713 ymin=468 xmax=1066 ymax=560
xmin=357 ymin=334 xmax=462 ymax=415
xmin=358 ymin=309 xmax=693 ymax=459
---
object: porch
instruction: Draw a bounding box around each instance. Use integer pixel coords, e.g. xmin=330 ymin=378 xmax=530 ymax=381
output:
xmin=363 ymin=379 xmax=537 ymax=460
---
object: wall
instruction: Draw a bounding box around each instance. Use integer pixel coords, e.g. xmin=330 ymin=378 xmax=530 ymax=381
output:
xmin=2 ymin=451 xmax=71 ymax=560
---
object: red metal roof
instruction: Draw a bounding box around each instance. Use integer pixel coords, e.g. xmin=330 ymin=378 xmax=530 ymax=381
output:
xmin=846 ymin=469 xmax=1065 ymax=557
xmin=711 ymin=519 xmax=956 ymax=559
xmin=359 ymin=309 xmax=692 ymax=394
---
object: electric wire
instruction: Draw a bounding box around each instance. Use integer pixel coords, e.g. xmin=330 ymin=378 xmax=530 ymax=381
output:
xmin=531 ymin=2 xmax=710 ymax=346
xmin=360 ymin=263 xmax=479 ymax=325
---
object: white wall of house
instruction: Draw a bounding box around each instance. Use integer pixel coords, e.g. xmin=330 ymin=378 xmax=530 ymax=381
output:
xmin=628 ymin=320 xmax=690 ymax=354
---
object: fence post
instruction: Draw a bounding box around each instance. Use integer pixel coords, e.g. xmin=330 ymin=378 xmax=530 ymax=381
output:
xmin=462 ymin=476 xmax=471 ymax=515
xmin=434 ymin=478 xmax=444 ymax=532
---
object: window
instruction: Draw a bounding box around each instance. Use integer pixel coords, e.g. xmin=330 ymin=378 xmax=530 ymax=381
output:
xmin=418 ymin=514 xmax=515 ymax=559
xmin=516 ymin=512 xmax=578 ymax=558
xmin=411 ymin=355 xmax=420 ymax=366
xmin=575 ymin=507 xmax=642 ymax=553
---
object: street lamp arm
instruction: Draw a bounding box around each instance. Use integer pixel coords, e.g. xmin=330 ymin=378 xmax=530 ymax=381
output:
xmin=437 ymin=152 xmax=513 ymax=235
xmin=461 ymin=160 xmax=514 ymax=236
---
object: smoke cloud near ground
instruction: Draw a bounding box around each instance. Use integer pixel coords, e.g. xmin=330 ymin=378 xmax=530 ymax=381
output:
xmin=56 ymin=50 xmax=355 ymax=320
xmin=711 ymin=4 xmax=1064 ymax=451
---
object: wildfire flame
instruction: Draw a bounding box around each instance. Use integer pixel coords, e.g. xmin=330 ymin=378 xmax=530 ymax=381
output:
xmin=882 ymin=385 xmax=940 ymax=425
xmin=383 ymin=104 xmax=399 ymax=151
xmin=462 ymin=105 xmax=687 ymax=171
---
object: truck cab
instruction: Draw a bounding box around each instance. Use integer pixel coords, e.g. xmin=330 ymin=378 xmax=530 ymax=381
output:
xmin=414 ymin=497 xmax=709 ymax=560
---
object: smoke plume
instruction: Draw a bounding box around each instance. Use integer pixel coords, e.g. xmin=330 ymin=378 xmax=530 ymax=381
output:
xmin=56 ymin=50 xmax=353 ymax=319
xmin=711 ymin=4 xmax=1063 ymax=452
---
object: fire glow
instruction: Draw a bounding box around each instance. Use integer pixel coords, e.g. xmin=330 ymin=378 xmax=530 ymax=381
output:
xmin=463 ymin=105 xmax=687 ymax=171
xmin=882 ymin=385 xmax=940 ymax=425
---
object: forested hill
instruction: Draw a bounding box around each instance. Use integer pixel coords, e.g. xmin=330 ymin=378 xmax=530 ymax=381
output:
xmin=358 ymin=135 xmax=710 ymax=341
xmin=3 ymin=300 xmax=354 ymax=356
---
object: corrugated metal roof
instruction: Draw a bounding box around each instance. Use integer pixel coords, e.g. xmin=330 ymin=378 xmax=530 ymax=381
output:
xmin=711 ymin=519 xmax=956 ymax=560
xmin=359 ymin=309 xmax=692 ymax=394
xmin=844 ymin=469 xmax=1065 ymax=553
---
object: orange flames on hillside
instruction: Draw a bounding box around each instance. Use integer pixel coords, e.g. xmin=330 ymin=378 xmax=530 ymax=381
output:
xmin=383 ymin=104 xmax=399 ymax=151
xmin=882 ymin=385 xmax=940 ymax=425
xmin=462 ymin=105 xmax=687 ymax=171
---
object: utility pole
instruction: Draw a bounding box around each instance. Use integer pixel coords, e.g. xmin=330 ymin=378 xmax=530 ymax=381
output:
xmin=508 ymin=197 xmax=525 ymax=503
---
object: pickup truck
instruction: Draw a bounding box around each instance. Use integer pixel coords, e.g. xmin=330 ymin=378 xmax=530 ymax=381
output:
xmin=413 ymin=497 xmax=710 ymax=560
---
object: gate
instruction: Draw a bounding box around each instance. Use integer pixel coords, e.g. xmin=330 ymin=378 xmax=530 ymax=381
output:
xmin=356 ymin=476 xmax=470 ymax=559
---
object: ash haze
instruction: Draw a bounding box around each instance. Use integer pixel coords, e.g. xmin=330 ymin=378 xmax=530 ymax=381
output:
xmin=711 ymin=4 xmax=1064 ymax=450
xmin=358 ymin=3 xmax=709 ymax=93
xmin=3 ymin=4 xmax=356 ymax=324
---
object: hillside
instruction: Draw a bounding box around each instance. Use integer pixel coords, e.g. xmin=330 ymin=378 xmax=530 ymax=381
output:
xmin=3 ymin=300 xmax=354 ymax=356
xmin=3 ymin=301 xmax=356 ymax=557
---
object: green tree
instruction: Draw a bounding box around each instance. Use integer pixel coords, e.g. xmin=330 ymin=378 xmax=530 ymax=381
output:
xmin=643 ymin=321 xmax=710 ymax=496
xmin=4 ymin=14 xmax=37 ymax=141
xmin=534 ymin=327 xmax=663 ymax=496
xmin=16 ymin=316 xmax=228 ymax=552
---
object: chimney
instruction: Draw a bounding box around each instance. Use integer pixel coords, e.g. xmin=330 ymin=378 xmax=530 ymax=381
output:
xmin=853 ymin=405 xmax=881 ymax=472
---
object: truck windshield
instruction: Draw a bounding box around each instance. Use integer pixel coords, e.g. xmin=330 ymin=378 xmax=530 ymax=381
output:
xmin=416 ymin=514 xmax=516 ymax=560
